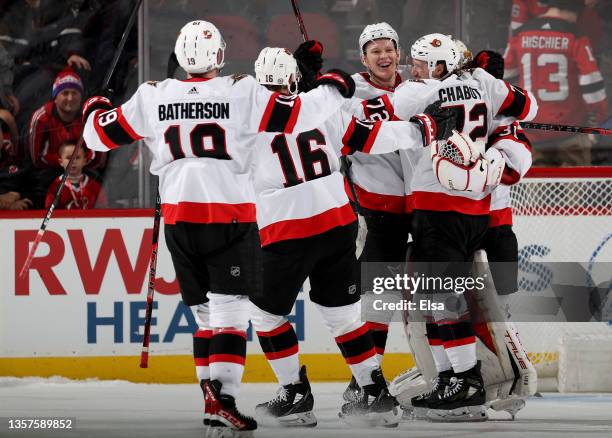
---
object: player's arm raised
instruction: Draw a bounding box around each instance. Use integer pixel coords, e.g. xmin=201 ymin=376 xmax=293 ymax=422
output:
xmin=82 ymin=84 xmax=150 ymax=152
xmin=246 ymin=69 xmax=355 ymax=135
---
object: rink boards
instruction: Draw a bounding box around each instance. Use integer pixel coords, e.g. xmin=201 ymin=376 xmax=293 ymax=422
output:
xmin=0 ymin=210 xmax=610 ymax=383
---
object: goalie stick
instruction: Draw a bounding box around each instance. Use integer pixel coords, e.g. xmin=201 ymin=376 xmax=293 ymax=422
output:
xmin=18 ymin=0 xmax=144 ymax=278
xmin=520 ymin=121 xmax=612 ymax=136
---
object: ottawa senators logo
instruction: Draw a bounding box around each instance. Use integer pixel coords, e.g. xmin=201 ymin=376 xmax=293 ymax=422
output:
xmin=203 ymin=30 xmax=212 ymax=39
xmin=430 ymin=39 xmax=442 ymax=47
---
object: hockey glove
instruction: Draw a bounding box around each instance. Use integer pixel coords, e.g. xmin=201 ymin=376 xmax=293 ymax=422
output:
xmin=315 ymin=69 xmax=356 ymax=98
xmin=410 ymin=100 xmax=461 ymax=146
xmin=295 ymin=40 xmax=324 ymax=92
xmin=474 ymin=50 xmax=504 ymax=80
xmin=82 ymin=96 xmax=113 ymax=123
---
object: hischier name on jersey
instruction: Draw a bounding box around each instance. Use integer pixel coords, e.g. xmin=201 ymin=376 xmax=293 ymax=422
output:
xmin=158 ymin=102 xmax=230 ymax=121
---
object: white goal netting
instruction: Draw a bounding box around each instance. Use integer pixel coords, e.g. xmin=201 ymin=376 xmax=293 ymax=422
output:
xmin=510 ymin=168 xmax=612 ymax=390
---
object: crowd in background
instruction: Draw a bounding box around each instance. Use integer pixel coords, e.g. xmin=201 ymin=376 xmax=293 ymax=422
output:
xmin=1 ymin=0 xmax=611 ymax=211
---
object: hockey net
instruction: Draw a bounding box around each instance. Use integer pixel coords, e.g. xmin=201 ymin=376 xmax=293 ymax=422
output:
xmin=510 ymin=167 xmax=612 ymax=391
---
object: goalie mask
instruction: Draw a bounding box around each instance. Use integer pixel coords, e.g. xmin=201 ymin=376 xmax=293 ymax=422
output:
xmin=174 ymin=20 xmax=226 ymax=74
xmin=411 ymin=33 xmax=460 ymax=77
xmin=359 ymin=22 xmax=399 ymax=54
xmin=254 ymin=47 xmax=301 ymax=95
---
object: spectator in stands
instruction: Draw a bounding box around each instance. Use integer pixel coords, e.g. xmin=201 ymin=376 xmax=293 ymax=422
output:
xmin=45 ymin=140 xmax=106 ymax=209
xmin=0 ymin=110 xmax=43 ymax=210
xmin=505 ymin=0 xmax=608 ymax=166
xmin=0 ymin=42 xmax=19 ymax=115
xmin=28 ymin=68 xmax=105 ymax=188
xmin=0 ymin=0 xmax=92 ymax=130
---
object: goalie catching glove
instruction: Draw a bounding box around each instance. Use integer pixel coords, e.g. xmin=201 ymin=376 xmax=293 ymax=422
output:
xmin=431 ymin=130 xmax=505 ymax=192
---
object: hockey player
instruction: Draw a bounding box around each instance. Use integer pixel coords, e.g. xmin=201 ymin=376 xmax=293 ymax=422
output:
xmin=82 ymin=20 xmax=356 ymax=437
xmin=340 ymin=22 xmax=413 ymax=402
xmin=341 ymin=33 xmax=538 ymax=422
xmin=504 ymin=0 xmax=608 ymax=165
xmin=248 ymin=46 xmax=400 ymax=428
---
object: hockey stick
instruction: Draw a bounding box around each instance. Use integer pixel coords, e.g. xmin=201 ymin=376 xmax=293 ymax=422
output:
xmin=290 ymin=0 xmax=309 ymax=42
xmin=520 ymin=121 xmax=612 ymax=136
xmin=18 ymin=0 xmax=143 ymax=278
xmin=140 ymin=190 xmax=161 ymax=368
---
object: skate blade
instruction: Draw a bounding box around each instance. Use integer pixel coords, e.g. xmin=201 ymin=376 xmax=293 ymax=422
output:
xmin=427 ymin=405 xmax=488 ymax=423
xmin=400 ymin=406 xmax=428 ymax=421
xmin=342 ymin=389 xmax=360 ymax=403
xmin=258 ymin=410 xmax=317 ymax=428
xmin=488 ymin=398 xmax=526 ymax=419
xmin=205 ymin=427 xmax=254 ymax=438
xmin=339 ymin=407 xmax=400 ymax=428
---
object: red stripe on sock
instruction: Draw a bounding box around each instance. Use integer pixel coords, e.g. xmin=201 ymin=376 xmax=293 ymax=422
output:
xmin=345 ymin=347 xmax=377 ymax=365
xmin=335 ymin=324 xmax=370 ymax=344
xmin=374 ymin=347 xmax=385 ymax=355
xmin=194 ymin=358 xmax=209 ymax=366
xmin=264 ymin=344 xmax=299 ymax=360
xmin=428 ymin=338 xmax=443 ymax=346
xmin=194 ymin=330 xmax=213 ymax=339
xmin=443 ymin=336 xmax=476 ymax=348
xmin=208 ymin=354 xmax=246 ymax=365
xmin=256 ymin=322 xmax=292 ymax=338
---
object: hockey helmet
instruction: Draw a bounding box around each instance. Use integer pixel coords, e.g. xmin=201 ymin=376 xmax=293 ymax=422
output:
xmin=411 ymin=33 xmax=460 ymax=76
xmin=254 ymin=47 xmax=301 ymax=95
xmin=174 ymin=20 xmax=226 ymax=74
xmin=359 ymin=22 xmax=399 ymax=54
xmin=453 ymin=38 xmax=473 ymax=67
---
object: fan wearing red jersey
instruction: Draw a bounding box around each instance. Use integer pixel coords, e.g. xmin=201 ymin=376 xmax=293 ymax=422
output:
xmin=82 ymin=20 xmax=355 ymax=436
xmin=510 ymin=0 xmax=549 ymax=31
xmin=248 ymin=47 xmax=399 ymax=428
xmin=45 ymin=141 xmax=106 ymax=209
xmin=504 ymin=0 xmax=608 ymax=165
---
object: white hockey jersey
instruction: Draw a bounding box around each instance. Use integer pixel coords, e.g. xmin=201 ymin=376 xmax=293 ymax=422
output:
xmin=83 ymin=75 xmax=345 ymax=225
xmin=253 ymin=111 xmax=356 ymax=246
xmin=487 ymin=117 xmax=533 ymax=227
xmin=342 ymin=68 xmax=537 ymax=216
xmin=345 ymin=72 xmax=409 ymax=214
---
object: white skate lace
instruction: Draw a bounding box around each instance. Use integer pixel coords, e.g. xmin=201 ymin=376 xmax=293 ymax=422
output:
xmin=269 ymin=386 xmax=289 ymax=404
xmin=443 ymin=377 xmax=464 ymax=398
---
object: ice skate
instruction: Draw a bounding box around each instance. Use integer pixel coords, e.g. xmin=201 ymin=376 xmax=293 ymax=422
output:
xmin=339 ymin=368 xmax=400 ymax=427
xmin=255 ymin=365 xmax=317 ymax=427
xmin=426 ymin=362 xmax=488 ymax=423
xmin=200 ymin=379 xmax=210 ymax=426
xmin=342 ymin=375 xmax=361 ymax=402
xmin=204 ymin=380 xmax=257 ymax=438
xmin=407 ymin=369 xmax=454 ymax=420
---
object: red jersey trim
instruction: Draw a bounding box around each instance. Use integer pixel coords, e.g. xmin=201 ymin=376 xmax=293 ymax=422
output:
xmin=412 ymin=191 xmax=491 ymax=216
xmin=259 ymin=203 xmax=356 ymax=246
xmin=180 ymin=77 xmax=213 ymax=82
xmin=354 ymin=184 xmax=406 ymax=214
xmin=489 ymin=207 xmax=513 ymax=227
xmin=258 ymin=92 xmax=278 ymax=132
xmin=161 ymin=202 xmax=256 ymax=225
xmin=284 ymin=95 xmax=302 ymax=134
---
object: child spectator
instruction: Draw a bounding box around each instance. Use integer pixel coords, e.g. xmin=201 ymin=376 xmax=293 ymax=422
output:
xmin=45 ymin=140 xmax=106 ymax=210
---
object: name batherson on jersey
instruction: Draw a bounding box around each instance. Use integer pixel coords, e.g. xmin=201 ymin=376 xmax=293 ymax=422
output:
xmin=253 ymin=111 xmax=356 ymax=246
xmin=83 ymin=76 xmax=345 ymax=225
xmin=342 ymin=68 xmax=537 ymax=216
xmin=345 ymin=72 xmax=409 ymax=214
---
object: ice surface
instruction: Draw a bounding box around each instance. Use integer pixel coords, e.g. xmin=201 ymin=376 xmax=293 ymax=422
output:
xmin=1 ymin=378 xmax=611 ymax=437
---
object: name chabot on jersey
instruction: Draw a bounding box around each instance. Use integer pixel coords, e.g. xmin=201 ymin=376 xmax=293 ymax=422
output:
xmin=158 ymin=102 xmax=229 ymax=121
